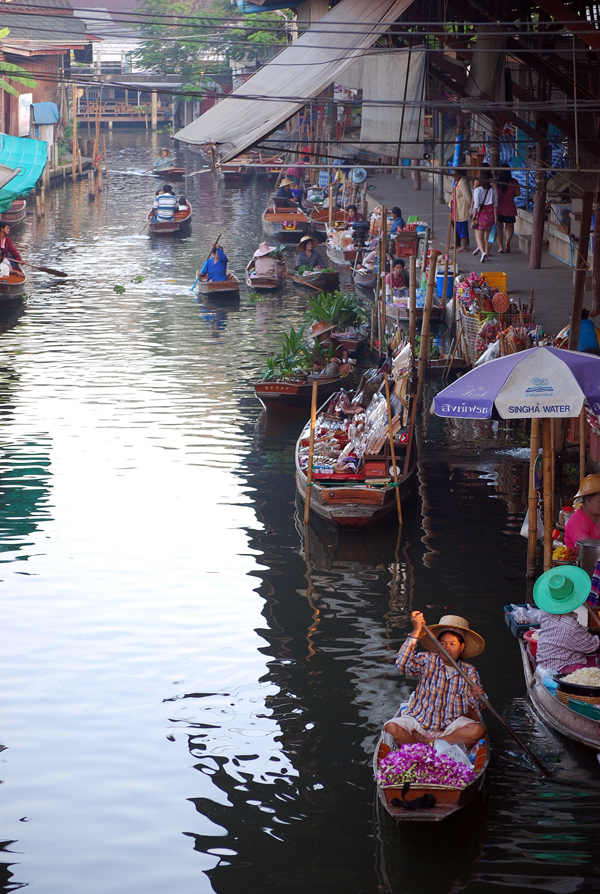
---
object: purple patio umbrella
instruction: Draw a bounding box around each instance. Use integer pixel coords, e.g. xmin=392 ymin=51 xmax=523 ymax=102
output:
xmin=433 ymin=346 xmax=600 ymax=420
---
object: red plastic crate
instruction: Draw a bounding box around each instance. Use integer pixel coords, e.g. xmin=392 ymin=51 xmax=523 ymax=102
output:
xmin=566 ymin=417 xmax=590 ymax=446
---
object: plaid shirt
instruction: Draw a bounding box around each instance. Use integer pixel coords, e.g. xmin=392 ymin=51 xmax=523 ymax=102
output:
xmin=536 ymin=611 xmax=600 ymax=671
xmin=395 ymin=637 xmax=481 ymax=731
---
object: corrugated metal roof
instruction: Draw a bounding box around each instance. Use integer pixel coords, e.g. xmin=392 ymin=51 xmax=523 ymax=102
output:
xmin=1 ymin=11 xmax=87 ymax=41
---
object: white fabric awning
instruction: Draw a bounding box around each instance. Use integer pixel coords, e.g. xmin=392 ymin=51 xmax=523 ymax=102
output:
xmin=359 ymin=48 xmax=425 ymax=158
xmin=174 ymin=0 xmax=415 ymax=163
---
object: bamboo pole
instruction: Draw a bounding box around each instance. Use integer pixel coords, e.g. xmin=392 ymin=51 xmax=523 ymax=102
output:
xmin=527 ymin=417 xmax=540 ymax=578
xmin=416 ymin=250 xmax=440 ymax=408
xmin=580 ymin=406 xmax=587 ymax=479
xmin=441 ymin=200 xmax=453 ymax=306
xmin=380 ymin=206 xmax=388 ymax=355
xmin=408 ymin=255 xmax=417 ymax=355
xmin=384 ymin=371 xmax=402 ymax=525
xmin=328 ymin=140 xmax=334 ymax=228
xmin=103 ymin=135 xmax=108 ymax=184
xmin=303 ymin=379 xmax=318 ymax=524
xmin=77 ymin=148 xmax=83 ymax=178
xmin=542 ymin=418 xmax=553 ymax=572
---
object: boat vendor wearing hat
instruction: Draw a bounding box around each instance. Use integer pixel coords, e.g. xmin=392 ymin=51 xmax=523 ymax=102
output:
xmin=533 ymin=566 xmax=599 ymax=673
xmin=384 ymin=611 xmax=486 ymax=749
xmin=276 ymin=178 xmax=296 ymax=202
xmin=253 ymin=242 xmax=279 ymax=278
xmin=564 ymin=474 xmax=600 ymax=549
xmin=296 ymin=236 xmax=324 ymax=271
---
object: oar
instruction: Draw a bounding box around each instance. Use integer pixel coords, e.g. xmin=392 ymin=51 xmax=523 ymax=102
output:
xmin=285 ymin=273 xmax=322 ymax=292
xmin=19 ymin=259 xmax=67 ymax=278
xmin=420 ymin=621 xmax=554 ymax=778
xmin=191 ymin=234 xmax=221 ymax=292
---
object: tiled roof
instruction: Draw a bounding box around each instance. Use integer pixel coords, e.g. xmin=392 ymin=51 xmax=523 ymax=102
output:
xmin=1 ymin=11 xmax=88 ymax=41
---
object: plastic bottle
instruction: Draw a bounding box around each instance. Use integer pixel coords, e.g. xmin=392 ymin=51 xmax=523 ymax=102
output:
xmin=470 ymin=738 xmax=486 ymax=765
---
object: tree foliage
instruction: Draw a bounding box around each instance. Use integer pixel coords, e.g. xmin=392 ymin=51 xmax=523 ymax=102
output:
xmin=133 ymin=0 xmax=288 ymax=97
xmin=0 ymin=28 xmax=38 ymax=96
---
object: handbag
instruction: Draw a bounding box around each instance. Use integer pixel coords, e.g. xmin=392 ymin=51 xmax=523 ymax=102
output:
xmin=471 ymin=212 xmax=480 ymax=230
xmin=489 ymin=223 xmax=498 ymax=243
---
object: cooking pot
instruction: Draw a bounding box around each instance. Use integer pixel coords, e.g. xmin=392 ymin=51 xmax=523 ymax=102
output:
xmin=577 ymin=539 xmax=600 ymax=578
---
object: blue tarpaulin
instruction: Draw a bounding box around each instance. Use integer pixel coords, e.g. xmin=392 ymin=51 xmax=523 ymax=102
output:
xmin=31 ymin=102 xmax=59 ymax=125
xmin=0 ymin=133 xmax=47 ymax=212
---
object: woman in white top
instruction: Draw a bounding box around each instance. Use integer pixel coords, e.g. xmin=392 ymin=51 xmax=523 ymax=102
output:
xmin=471 ymin=172 xmax=498 ymax=263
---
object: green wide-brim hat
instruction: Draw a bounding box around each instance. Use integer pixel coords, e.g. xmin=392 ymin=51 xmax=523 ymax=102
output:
xmin=533 ymin=566 xmax=591 ymax=614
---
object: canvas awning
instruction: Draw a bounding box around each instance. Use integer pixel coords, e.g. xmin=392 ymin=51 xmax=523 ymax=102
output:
xmin=174 ymin=0 xmax=415 ymax=163
xmin=359 ymin=48 xmax=425 ymax=158
xmin=0 ymin=134 xmax=48 ymax=213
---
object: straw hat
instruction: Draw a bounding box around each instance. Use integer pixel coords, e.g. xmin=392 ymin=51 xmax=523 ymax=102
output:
xmin=533 ymin=566 xmax=591 ymax=615
xmin=424 ymin=614 xmax=485 ymax=659
xmin=574 ymin=473 xmax=600 ymax=499
xmin=298 ymin=235 xmax=314 ymax=247
xmin=253 ymin=242 xmax=276 ymax=258
xmin=279 ymin=178 xmax=294 ymax=187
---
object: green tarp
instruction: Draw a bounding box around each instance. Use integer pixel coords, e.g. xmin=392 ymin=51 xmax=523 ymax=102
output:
xmin=0 ymin=134 xmax=48 ymax=212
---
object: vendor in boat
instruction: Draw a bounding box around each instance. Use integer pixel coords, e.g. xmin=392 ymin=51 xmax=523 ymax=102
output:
xmin=253 ymin=242 xmax=279 ymax=277
xmin=564 ymin=474 xmax=600 ymax=548
xmin=295 ymin=236 xmax=324 ymax=270
xmin=384 ymin=612 xmax=486 ymax=749
xmin=152 ymin=184 xmax=178 ymax=221
xmin=0 ymin=222 xmax=22 ymax=269
xmin=153 ymin=148 xmax=172 ymax=171
xmin=346 ymin=204 xmax=364 ymax=224
xmin=276 ymin=178 xmax=297 ymax=203
xmin=200 ymin=243 xmax=228 ymax=282
xmin=386 ymin=260 xmax=409 ymax=290
xmin=285 ymin=156 xmax=309 ymax=187
xmin=533 ymin=566 xmax=600 ymax=673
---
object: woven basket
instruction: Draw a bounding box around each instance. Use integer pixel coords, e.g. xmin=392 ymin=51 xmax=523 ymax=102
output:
xmin=556 ymin=689 xmax=600 ymax=706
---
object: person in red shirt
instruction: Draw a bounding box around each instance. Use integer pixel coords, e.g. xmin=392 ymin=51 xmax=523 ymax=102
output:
xmin=0 ymin=222 xmax=22 ymax=268
xmin=564 ymin=474 xmax=600 ymax=549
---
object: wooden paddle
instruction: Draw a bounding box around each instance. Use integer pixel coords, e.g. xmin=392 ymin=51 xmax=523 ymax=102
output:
xmin=191 ymin=234 xmax=221 ymax=292
xmin=285 ymin=273 xmax=322 ymax=292
xmin=420 ymin=621 xmax=553 ymax=778
xmin=19 ymin=259 xmax=67 ymax=278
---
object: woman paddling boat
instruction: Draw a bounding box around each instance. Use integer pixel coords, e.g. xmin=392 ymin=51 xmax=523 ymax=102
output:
xmin=0 ymin=221 xmax=23 ymax=269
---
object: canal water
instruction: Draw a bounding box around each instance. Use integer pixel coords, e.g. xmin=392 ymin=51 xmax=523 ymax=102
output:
xmin=1 ymin=130 xmax=600 ymax=894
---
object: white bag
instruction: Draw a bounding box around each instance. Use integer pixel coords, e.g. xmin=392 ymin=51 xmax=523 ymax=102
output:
xmin=520 ymin=507 xmax=544 ymax=540
xmin=433 ymin=739 xmax=472 ymax=768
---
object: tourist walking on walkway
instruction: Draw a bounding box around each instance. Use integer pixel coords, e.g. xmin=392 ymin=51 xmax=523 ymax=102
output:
xmin=496 ymin=164 xmax=521 ymax=253
xmin=452 ymin=168 xmax=472 ymax=252
xmin=471 ymin=170 xmax=498 ymax=264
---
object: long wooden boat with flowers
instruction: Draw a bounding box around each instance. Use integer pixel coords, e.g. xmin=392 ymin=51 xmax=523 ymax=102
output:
xmin=262 ymin=202 xmax=310 ymax=244
xmin=373 ymin=720 xmax=490 ymax=822
xmin=295 ymin=385 xmax=418 ymax=528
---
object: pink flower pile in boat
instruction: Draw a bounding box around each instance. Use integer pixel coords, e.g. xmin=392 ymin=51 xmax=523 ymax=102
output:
xmin=377 ymin=744 xmax=476 ymax=789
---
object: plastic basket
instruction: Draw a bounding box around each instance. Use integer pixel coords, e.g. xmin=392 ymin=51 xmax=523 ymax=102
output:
xmin=394 ymin=242 xmax=418 ymax=258
xmin=481 ymin=271 xmax=507 ymax=292
xmin=504 ymin=604 xmax=541 ymax=638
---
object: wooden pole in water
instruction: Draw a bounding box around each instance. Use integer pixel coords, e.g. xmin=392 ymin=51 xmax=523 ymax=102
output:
xmin=527 ymin=417 xmax=540 ymax=578
xmin=103 ymin=135 xmax=108 ymax=185
xmin=72 ymin=84 xmax=77 ymax=183
xmin=384 ymin=371 xmax=402 ymax=525
xmin=416 ymin=249 xmax=440 ymax=408
xmin=77 ymin=148 xmax=83 ymax=178
xmin=580 ymin=406 xmax=587 ymax=479
xmin=441 ymin=199 xmax=453 ymax=306
xmin=542 ymin=418 xmax=553 ymax=571
xmin=303 ymin=379 xmax=318 ymax=524
xmin=408 ymin=254 xmax=417 ymax=355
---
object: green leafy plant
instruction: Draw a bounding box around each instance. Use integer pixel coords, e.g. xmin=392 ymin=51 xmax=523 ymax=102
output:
xmin=0 ymin=30 xmax=37 ymax=95
xmin=130 ymin=275 xmax=144 ymax=284
xmin=261 ymin=324 xmax=310 ymax=381
xmin=113 ymin=284 xmax=126 ymax=294
xmin=306 ymin=291 xmax=367 ymax=330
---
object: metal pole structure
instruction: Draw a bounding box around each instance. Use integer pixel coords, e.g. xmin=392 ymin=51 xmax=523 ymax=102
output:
xmin=437 ymin=111 xmax=445 ymax=203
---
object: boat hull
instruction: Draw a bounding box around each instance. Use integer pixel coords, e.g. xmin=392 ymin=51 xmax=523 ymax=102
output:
xmin=0 ymin=268 xmax=26 ymax=299
xmin=245 ymin=258 xmax=286 ymax=291
xmin=197 ymin=273 xmax=240 ymax=298
xmin=519 ymin=639 xmax=600 ymax=749
xmin=262 ymin=205 xmax=310 ymax=244
xmin=1 ymin=199 xmax=26 ymax=226
xmin=153 ymin=167 xmax=185 ymax=180
xmin=147 ymin=204 xmax=192 ymax=235
xmin=291 ymin=270 xmax=339 ymax=290
xmin=353 ymin=270 xmax=376 ymax=289
xmin=326 ymin=245 xmax=358 ymax=267
xmin=255 ymin=371 xmax=354 ymax=410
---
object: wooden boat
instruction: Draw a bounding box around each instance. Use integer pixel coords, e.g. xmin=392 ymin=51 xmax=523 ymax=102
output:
xmin=310 ymin=208 xmax=347 ymax=240
xmin=373 ymin=720 xmax=489 ymax=822
xmin=0 ymin=267 xmax=26 ymax=299
xmin=326 ymin=243 xmax=358 ymax=267
xmin=295 ymin=390 xmax=417 ymax=528
xmin=302 ymin=187 xmax=325 ymax=214
xmin=147 ymin=203 xmax=192 ymax=235
xmin=196 ymin=272 xmax=240 ymax=298
xmin=153 ymin=166 xmax=185 ymax=180
xmin=245 ymin=257 xmax=286 ymax=291
xmin=255 ymin=370 xmax=354 ymax=410
xmin=518 ymin=637 xmax=600 ymax=750
xmin=291 ymin=268 xmax=339 ymax=290
xmin=1 ymin=199 xmax=26 ymax=226
xmin=253 ymin=152 xmax=283 ymax=181
xmin=262 ymin=202 xmax=310 ymax=244
xmin=353 ymin=268 xmax=377 ymax=289
xmin=220 ymin=159 xmax=252 ymax=184
xmin=386 ymin=304 xmax=445 ymax=325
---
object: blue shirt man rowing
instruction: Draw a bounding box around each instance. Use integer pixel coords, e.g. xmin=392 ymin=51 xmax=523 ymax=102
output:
xmin=200 ymin=244 xmax=228 ymax=282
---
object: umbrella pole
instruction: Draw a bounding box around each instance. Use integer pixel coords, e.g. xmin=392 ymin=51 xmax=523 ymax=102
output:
xmin=527 ymin=417 xmax=541 ymax=578
xmin=542 ymin=418 xmax=554 ymax=571
xmin=580 ymin=407 xmax=587 ymax=478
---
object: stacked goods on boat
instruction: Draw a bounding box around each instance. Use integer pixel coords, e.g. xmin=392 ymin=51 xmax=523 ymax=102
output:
xmin=454 ymin=271 xmax=535 ymax=366
xmin=325 ymin=226 xmax=358 ymax=265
